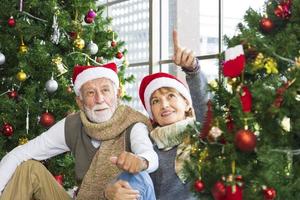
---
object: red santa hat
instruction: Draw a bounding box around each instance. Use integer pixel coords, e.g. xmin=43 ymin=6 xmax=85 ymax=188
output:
xmin=223 ymin=44 xmax=245 ymax=78
xmin=72 ymin=62 xmax=119 ymax=96
xmin=139 ymin=72 xmax=192 ymax=119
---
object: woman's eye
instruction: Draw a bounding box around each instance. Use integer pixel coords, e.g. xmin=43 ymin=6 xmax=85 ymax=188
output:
xmin=168 ymin=93 xmax=176 ymax=98
xmin=151 ymin=99 xmax=159 ymax=105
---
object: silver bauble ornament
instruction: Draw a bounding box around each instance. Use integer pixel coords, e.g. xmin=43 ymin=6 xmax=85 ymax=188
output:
xmin=87 ymin=41 xmax=98 ymax=55
xmin=0 ymin=52 xmax=5 ymax=65
xmin=45 ymin=77 xmax=58 ymax=93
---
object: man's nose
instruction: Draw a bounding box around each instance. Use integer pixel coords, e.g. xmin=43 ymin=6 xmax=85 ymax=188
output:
xmin=94 ymin=92 xmax=104 ymax=103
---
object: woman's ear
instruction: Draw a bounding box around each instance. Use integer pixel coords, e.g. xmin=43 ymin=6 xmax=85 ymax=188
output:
xmin=184 ymin=99 xmax=190 ymax=111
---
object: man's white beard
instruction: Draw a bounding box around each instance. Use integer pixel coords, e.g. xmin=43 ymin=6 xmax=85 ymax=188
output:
xmin=84 ymin=102 xmax=117 ymax=123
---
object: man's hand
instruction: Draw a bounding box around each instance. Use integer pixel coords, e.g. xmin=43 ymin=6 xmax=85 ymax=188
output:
xmin=104 ymin=180 xmax=140 ymax=200
xmin=172 ymin=30 xmax=197 ymax=70
xmin=110 ymin=151 xmax=148 ymax=173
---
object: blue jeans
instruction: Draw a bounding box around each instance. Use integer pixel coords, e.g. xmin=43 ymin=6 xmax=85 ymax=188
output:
xmin=118 ymin=171 xmax=156 ymax=200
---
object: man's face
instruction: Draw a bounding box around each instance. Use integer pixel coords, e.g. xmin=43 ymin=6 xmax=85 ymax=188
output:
xmin=76 ymin=78 xmax=118 ymax=123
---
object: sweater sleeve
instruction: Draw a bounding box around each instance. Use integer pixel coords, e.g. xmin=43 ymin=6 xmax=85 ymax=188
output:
xmin=184 ymin=59 xmax=209 ymax=124
xmin=130 ymin=122 xmax=158 ymax=173
xmin=0 ymin=118 xmax=70 ymax=194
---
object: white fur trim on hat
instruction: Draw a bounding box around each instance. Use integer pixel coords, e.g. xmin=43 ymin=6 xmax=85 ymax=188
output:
xmin=74 ymin=67 xmax=119 ymax=96
xmin=144 ymin=77 xmax=192 ymax=119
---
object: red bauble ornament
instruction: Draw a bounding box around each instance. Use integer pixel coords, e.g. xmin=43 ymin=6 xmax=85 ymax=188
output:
xmin=1 ymin=123 xmax=14 ymax=137
xmin=234 ymin=129 xmax=257 ymax=152
xmin=84 ymin=16 xmax=94 ymax=24
xmin=111 ymin=40 xmax=117 ymax=47
xmin=116 ymin=51 xmax=123 ymax=59
xmin=194 ymin=179 xmax=205 ymax=192
xmin=211 ymin=181 xmax=226 ymax=200
xmin=224 ymin=185 xmax=243 ymax=200
xmin=7 ymin=90 xmax=18 ymax=100
xmin=54 ymin=175 xmax=63 ymax=186
xmin=260 ymin=17 xmax=274 ymax=33
xmin=66 ymin=86 xmax=73 ymax=93
xmin=263 ymin=187 xmax=276 ymax=200
xmin=8 ymin=16 xmax=16 ymax=27
xmin=40 ymin=112 xmax=55 ymax=127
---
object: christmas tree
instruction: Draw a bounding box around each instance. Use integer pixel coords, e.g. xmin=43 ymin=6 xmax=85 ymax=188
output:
xmin=0 ymin=0 xmax=133 ymax=188
xmin=185 ymin=0 xmax=300 ymax=199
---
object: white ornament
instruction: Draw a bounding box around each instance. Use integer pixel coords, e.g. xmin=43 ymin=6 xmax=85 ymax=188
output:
xmin=0 ymin=52 xmax=5 ymax=65
xmin=281 ymin=117 xmax=291 ymax=132
xmin=45 ymin=77 xmax=58 ymax=93
xmin=87 ymin=41 xmax=98 ymax=55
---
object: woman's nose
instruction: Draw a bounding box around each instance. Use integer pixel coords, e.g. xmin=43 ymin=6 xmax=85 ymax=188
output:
xmin=160 ymin=99 xmax=170 ymax=108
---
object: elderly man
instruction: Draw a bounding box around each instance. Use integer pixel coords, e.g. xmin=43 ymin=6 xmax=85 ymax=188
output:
xmin=0 ymin=63 xmax=158 ymax=200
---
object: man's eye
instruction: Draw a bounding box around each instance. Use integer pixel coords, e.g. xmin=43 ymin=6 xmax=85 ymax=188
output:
xmin=86 ymin=91 xmax=95 ymax=96
xmin=103 ymin=88 xmax=110 ymax=93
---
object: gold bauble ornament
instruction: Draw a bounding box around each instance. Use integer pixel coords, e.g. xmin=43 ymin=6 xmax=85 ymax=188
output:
xmin=19 ymin=43 xmax=28 ymax=54
xmin=19 ymin=137 xmax=28 ymax=145
xmin=209 ymin=79 xmax=218 ymax=89
xmin=73 ymin=36 xmax=85 ymax=49
xmin=16 ymin=70 xmax=27 ymax=81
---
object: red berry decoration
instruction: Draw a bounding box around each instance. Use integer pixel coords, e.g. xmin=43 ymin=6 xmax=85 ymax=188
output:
xmin=274 ymin=2 xmax=291 ymax=20
xmin=68 ymin=32 xmax=77 ymax=40
xmin=2 ymin=123 xmax=14 ymax=137
xmin=40 ymin=112 xmax=55 ymax=127
xmin=194 ymin=179 xmax=205 ymax=192
xmin=54 ymin=174 xmax=64 ymax=186
xmin=263 ymin=187 xmax=276 ymax=200
xmin=234 ymin=129 xmax=257 ymax=152
xmin=116 ymin=51 xmax=123 ymax=59
xmin=111 ymin=40 xmax=117 ymax=47
xmin=8 ymin=16 xmax=16 ymax=27
xmin=7 ymin=90 xmax=18 ymax=100
xmin=211 ymin=181 xmax=226 ymax=200
xmin=260 ymin=17 xmax=274 ymax=33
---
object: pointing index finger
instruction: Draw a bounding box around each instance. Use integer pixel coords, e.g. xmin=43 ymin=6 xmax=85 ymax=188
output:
xmin=173 ymin=30 xmax=180 ymax=50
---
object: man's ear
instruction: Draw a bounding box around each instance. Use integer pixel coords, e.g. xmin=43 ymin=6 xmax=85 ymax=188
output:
xmin=117 ymin=87 xmax=122 ymax=98
xmin=76 ymin=96 xmax=84 ymax=110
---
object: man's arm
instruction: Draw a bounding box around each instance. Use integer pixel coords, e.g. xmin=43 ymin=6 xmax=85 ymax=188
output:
xmin=0 ymin=118 xmax=70 ymax=194
xmin=110 ymin=122 xmax=158 ymax=174
xmin=130 ymin=122 xmax=158 ymax=173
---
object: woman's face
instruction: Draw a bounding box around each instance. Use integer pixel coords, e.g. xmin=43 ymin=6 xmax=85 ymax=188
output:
xmin=150 ymin=87 xmax=189 ymax=126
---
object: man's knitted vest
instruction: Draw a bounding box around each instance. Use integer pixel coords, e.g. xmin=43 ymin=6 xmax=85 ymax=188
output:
xmin=64 ymin=112 xmax=132 ymax=184
xmin=150 ymin=146 xmax=196 ymax=200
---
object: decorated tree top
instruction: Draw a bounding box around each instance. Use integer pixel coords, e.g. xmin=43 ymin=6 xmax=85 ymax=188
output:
xmin=184 ymin=0 xmax=300 ymax=199
xmin=0 ymin=0 xmax=133 ymax=189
